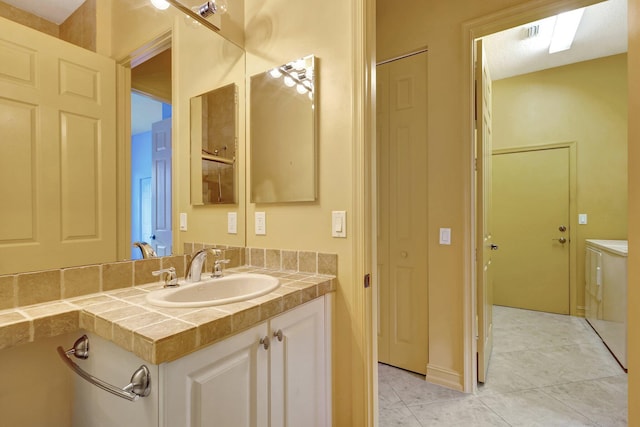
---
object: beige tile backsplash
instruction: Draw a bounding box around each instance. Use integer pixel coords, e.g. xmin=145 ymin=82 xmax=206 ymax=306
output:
xmin=0 ymin=244 xmax=337 ymax=311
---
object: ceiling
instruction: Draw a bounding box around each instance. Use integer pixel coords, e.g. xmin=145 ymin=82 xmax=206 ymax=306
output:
xmin=4 ymin=0 xmax=627 ymax=81
xmin=485 ymin=0 xmax=627 ymax=80
xmin=3 ymin=0 xmax=86 ymax=24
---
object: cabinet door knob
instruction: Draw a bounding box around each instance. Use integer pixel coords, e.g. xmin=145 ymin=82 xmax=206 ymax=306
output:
xmin=259 ymin=336 xmax=270 ymax=350
xmin=273 ymin=329 xmax=283 ymax=342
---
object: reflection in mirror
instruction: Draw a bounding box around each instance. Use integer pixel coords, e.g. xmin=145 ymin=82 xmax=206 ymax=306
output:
xmin=0 ymin=7 xmax=246 ymax=276
xmin=250 ymin=55 xmax=317 ymax=203
xmin=190 ymin=83 xmax=238 ymax=205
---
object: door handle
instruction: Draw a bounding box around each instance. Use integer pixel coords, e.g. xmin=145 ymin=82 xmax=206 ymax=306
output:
xmin=553 ymin=237 xmax=567 ymax=244
xmin=490 ymin=244 xmax=499 ymax=250
xmin=558 ymin=225 xmax=567 ymax=232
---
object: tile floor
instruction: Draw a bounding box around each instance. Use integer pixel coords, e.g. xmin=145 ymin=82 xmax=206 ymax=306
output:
xmin=378 ymin=305 xmax=628 ymax=426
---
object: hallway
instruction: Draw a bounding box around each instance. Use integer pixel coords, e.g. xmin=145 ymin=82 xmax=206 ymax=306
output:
xmin=379 ymin=306 xmax=627 ymax=426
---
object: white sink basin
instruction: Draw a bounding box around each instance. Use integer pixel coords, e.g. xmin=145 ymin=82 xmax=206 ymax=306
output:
xmin=146 ymin=273 xmax=280 ymax=308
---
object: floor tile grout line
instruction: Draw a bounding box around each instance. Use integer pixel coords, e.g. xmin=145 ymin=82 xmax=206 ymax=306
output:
xmin=536 ymin=384 xmax=602 ymax=425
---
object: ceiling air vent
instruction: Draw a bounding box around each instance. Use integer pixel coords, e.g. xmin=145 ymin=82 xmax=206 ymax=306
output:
xmin=526 ymin=24 xmax=540 ymax=39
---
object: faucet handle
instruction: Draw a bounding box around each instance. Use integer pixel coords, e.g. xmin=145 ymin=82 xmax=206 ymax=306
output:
xmin=213 ymin=259 xmax=231 ymax=277
xmin=152 ymin=267 xmax=178 ymax=288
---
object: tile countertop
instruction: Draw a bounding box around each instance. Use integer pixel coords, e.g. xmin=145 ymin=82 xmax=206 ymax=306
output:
xmin=0 ymin=267 xmax=335 ymax=365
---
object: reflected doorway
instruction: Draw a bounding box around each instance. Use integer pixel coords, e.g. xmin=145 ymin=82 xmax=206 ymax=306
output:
xmin=130 ymin=48 xmax=173 ymax=259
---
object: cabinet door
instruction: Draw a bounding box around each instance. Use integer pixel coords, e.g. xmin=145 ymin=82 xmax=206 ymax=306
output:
xmin=162 ymin=323 xmax=269 ymax=427
xmin=270 ymin=298 xmax=327 ymax=426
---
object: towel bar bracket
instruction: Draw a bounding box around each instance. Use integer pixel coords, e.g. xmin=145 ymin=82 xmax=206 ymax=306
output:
xmin=57 ymin=336 xmax=151 ymax=402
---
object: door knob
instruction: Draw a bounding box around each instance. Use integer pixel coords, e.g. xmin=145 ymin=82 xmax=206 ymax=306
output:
xmin=553 ymin=237 xmax=567 ymax=244
xmin=149 ymin=235 xmax=156 ymax=240
xmin=490 ymin=244 xmax=499 ymax=250
xmin=558 ymin=225 xmax=567 ymax=232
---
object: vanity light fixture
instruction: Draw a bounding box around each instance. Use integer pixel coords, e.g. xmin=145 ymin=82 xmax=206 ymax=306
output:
xmin=195 ymin=0 xmax=227 ymax=18
xmin=548 ymin=7 xmax=585 ymax=53
xmin=150 ymin=0 xmax=170 ymax=10
xmin=268 ymin=60 xmax=315 ymax=95
xmin=150 ymin=0 xmax=227 ymax=32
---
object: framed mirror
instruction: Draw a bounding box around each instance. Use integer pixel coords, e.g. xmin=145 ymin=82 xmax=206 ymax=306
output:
xmin=190 ymin=83 xmax=238 ymax=205
xmin=250 ymin=55 xmax=317 ymax=203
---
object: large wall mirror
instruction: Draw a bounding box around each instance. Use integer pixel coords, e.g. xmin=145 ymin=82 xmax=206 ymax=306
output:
xmin=0 ymin=5 xmax=246 ymax=275
xmin=250 ymin=55 xmax=317 ymax=203
xmin=190 ymin=83 xmax=238 ymax=205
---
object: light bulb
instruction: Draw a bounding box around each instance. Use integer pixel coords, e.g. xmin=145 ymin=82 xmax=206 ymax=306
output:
xmin=269 ymin=68 xmax=282 ymax=78
xmin=214 ymin=0 xmax=228 ymax=15
xmin=296 ymin=84 xmax=307 ymax=94
xmin=151 ymin=0 xmax=170 ymax=10
xmin=185 ymin=7 xmax=202 ymax=28
xmin=284 ymin=76 xmax=295 ymax=87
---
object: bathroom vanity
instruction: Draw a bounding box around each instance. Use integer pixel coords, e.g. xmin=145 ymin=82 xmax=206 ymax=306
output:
xmin=0 ymin=266 xmax=334 ymax=427
xmin=585 ymin=239 xmax=627 ymax=369
xmin=72 ymin=296 xmax=330 ymax=426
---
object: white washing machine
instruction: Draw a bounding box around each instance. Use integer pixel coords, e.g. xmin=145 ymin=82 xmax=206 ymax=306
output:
xmin=585 ymin=239 xmax=627 ymax=370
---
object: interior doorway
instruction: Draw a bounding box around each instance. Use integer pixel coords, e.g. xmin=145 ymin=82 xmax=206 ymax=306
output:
xmin=471 ymin=0 xmax=628 ymax=389
xmin=130 ymin=48 xmax=173 ymax=259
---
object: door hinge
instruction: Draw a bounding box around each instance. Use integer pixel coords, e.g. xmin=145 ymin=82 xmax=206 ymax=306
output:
xmin=364 ymin=273 xmax=371 ymax=288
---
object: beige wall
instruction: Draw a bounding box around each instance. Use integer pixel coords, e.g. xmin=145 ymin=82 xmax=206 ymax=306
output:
xmin=0 ymin=334 xmax=75 ymax=426
xmin=492 ymin=54 xmax=628 ymax=315
xmin=628 ymin=0 xmax=639 ymax=423
xmin=60 ymin=0 xmax=96 ymax=51
xmin=0 ymin=1 xmax=58 ymax=36
xmin=244 ymin=0 xmax=360 ymax=423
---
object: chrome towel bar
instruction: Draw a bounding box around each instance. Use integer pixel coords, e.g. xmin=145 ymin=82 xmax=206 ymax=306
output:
xmin=57 ymin=335 xmax=151 ymax=401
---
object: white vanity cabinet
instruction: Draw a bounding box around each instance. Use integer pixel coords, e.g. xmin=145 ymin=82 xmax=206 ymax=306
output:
xmin=161 ymin=296 xmax=330 ymax=427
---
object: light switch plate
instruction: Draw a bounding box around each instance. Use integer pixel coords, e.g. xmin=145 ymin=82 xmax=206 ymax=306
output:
xmin=578 ymin=214 xmax=588 ymax=225
xmin=179 ymin=213 xmax=187 ymax=231
xmin=228 ymin=212 xmax=237 ymax=234
xmin=439 ymin=228 xmax=451 ymax=245
xmin=255 ymin=212 xmax=266 ymax=235
xmin=332 ymin=211 xmax=346 ymax=238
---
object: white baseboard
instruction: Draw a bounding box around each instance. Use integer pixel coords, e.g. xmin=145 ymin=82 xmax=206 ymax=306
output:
xmin=425 ymin=364 xmax=464 ymax=392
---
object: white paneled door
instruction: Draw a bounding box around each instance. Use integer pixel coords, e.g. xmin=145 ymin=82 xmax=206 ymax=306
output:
xmin=476 ymin=39 xmax=495 ymax=384
xmin=377 ymin=51 xmax=429 ymax=375
xmin=151 ymin=118 xmax=172 ymax=256
xmin=0 ymin=17 xmax=116 ymax=274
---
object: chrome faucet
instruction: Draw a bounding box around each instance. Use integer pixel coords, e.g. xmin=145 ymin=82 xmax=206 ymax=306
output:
xmin=185 ymin=248 xmax=222 ymax=282
xmin=133 ymin=242 xmax=157 ymax=259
